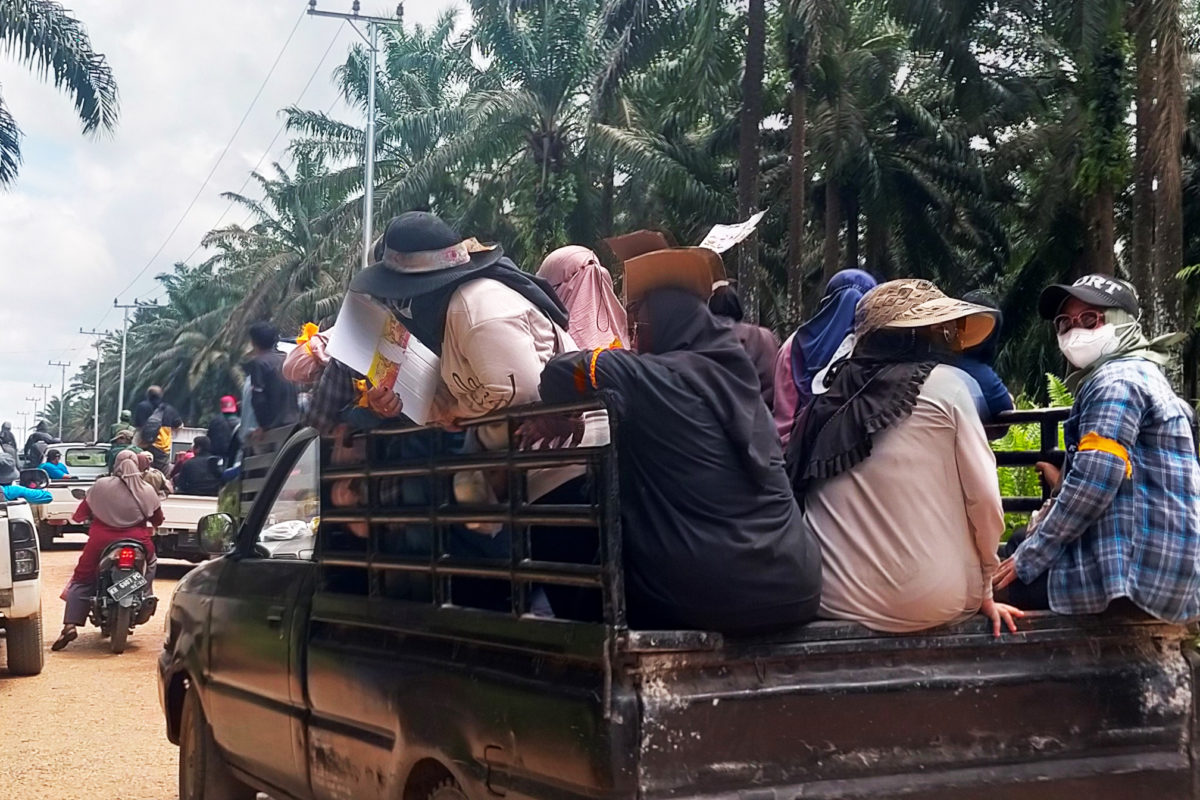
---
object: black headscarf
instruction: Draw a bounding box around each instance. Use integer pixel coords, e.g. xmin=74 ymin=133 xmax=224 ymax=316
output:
xmin=382 ymin=255 xmax=569 ymax=356
xmin=639 ymin=288 xmax=775 ymax=485
xmin=708 ymin=284 xmax=745 ymax=322
xmin=786 ymin=328 xmax=947 ymax=498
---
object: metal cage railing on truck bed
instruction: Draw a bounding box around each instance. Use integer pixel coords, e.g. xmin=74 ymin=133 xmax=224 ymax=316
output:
xmin=993 ymin=406 xmax=1200 ymax=515
xmin=315 ymin=398 xmax=627 ymax=629
xmin=992 ymin=408 xmax=1070 ymax=514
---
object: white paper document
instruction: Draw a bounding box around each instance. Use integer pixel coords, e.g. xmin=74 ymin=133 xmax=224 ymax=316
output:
xmin=698 ymin=210 xmax=768 ymax=253
xmin=326 ymin=291 xmax=442 ymax=425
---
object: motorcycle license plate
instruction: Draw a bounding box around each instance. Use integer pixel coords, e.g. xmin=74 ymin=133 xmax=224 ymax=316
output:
xmin=106 ymin=572 xmax=147 ymax=601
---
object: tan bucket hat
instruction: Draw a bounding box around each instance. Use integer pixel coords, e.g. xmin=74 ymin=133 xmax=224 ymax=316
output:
xmin=624 ymin=247 xmax=723 ymax=304
xmin=855 ymin=279 xmax=998 ymax=350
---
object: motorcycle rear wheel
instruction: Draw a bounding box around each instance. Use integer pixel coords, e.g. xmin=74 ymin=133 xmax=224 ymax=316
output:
xmin=110 ymin=605 xmax=133 ymax=654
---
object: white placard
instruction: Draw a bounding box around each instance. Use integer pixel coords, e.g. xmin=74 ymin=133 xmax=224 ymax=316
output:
xmin=698 ymin=210 xmax=768 ymax=253
xmin=326 ymin=292 xmax=442 ymax=425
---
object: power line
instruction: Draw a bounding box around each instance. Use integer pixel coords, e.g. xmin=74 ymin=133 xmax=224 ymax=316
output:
xmin=178 ymin=23 xmax=346 ymax=267
xmin=111 ymin=8 xmax=308 ymax=303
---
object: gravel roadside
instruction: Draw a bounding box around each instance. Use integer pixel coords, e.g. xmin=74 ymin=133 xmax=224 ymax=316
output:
xmin=0 ymin=539 xmax=189 ymax=800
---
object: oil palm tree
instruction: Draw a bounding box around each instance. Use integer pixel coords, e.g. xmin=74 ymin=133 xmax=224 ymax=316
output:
xmin=0 ymin=0 xmax=118 ymax=184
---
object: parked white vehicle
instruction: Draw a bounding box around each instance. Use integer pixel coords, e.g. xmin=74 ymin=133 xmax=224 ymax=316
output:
xmin=0 ymin=497 xmax=44 ymax=675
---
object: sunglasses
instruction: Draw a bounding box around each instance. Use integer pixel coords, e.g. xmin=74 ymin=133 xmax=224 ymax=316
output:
xmin=1053 ymin=309 xmax=1105 ymax=336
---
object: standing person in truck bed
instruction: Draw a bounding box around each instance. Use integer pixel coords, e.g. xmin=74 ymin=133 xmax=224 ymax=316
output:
xmin=540 ymin=247 xmax=822 ymax=634
xmin=994 ymin=275 xmax=1200 ymax=623
xmin=789 ymin=279 xmax=1023 ymax=637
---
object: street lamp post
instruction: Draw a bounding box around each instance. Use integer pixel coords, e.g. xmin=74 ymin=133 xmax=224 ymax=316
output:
xmin=306 ymin=1 xmax=403 ymax=268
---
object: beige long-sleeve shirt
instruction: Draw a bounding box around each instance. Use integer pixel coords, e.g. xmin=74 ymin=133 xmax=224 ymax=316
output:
xmin=804 ymin=365 xmax=1005 ymax=633
xmin=440 ymin=278 xmax=583 ymax=500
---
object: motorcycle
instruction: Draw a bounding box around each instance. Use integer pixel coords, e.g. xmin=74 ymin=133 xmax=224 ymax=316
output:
xmin=70 ymin=488 xmax=157 ymax=654
xmin=90 ymin=539 xmax=156 ymax=654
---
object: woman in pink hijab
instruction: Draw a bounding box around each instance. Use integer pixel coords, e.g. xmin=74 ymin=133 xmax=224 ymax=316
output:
xmin=537 ymin=246 xmax=628 ymax=350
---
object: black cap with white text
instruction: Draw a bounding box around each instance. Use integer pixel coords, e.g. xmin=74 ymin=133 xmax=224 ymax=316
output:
xmin=1038 ymin=274 xmax=1141 ymax=320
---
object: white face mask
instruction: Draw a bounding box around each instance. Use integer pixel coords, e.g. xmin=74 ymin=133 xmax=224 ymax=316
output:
xmin=1056 ymin=322 xmax=1128 ymax=369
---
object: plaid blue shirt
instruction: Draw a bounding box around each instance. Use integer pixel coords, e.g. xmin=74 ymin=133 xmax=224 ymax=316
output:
xmin=1015 ymin=358 xmax=1200 ymax=622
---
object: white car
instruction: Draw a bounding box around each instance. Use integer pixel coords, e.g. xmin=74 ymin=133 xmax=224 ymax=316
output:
xmin=0 ymin=497 xmax=44 ymax=675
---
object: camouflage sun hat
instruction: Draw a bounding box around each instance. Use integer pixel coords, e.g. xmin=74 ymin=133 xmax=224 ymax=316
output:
xmin=854 ymin=279 xmax=998 ymax=350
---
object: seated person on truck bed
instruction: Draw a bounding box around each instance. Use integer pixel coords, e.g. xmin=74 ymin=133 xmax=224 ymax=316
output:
xmin=994 ymin=275 xmax=1200 ymax=624
xmin=307 ymin=212 xmax=584 ymax=616
xmin=788 ymin=280 xmax=1023 ymax=637
xmin=173 ymin=435 xmax=222 ymax=497
xmin=540 ymin=247 xmax=822 ymax=635
xmin=38 ymin=449 xmax=70 ymax=480
xmin=0 ymin=454 xmax=51 ymax=504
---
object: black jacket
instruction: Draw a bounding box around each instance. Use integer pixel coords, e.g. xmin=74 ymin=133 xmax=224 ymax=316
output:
xmin=245 ymin=350 xmax=299 ymax=430
xmin=174 ymin=455 xmax=222 ymax=497
xmin=207 ymin=414 xmax=237 ymax=461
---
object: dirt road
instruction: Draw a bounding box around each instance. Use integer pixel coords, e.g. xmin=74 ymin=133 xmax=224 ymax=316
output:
xmin=0 ymin=537 xmax=191 ymax=800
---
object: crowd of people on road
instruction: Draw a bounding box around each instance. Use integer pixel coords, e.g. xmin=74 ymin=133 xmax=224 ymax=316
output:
xmin=254 ymin=210 xmax=1199 ymax=637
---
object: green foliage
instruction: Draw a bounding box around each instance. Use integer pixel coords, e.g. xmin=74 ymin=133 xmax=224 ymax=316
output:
xmin=0 ymin=0 xmax=119 ymax=184
xmin=1046 ymin=373 xmax=1075 ymax=408
xmin=49 ymin=0 xmax=1200 ymax=420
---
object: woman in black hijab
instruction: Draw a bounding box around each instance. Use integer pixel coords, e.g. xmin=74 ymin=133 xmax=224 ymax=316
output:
xmin=539 ymin=248 xmax=821 ymax=634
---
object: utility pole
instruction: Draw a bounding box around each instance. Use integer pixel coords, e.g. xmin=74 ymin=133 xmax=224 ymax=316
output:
xmin=113 ymin=298 xmax=159 ymax=425
xmin=307 ymin=1 xmax=403 ymax=269
xmin=32 ymin=384 xmax=50 ymax=421
xmin=48 ymin=360 xmax=71 ymax=438
xmin=17 ymin=411 xmax=29 ymax=443
xmin=81 ymin=328 xmax=108 ymax=443
xmin=24 ymin=398 xmax=40 ymax=429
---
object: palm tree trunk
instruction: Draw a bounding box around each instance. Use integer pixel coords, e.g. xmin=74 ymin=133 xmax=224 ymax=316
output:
xmin=1084 ymin=184 xmax=1116 ymax=276
xmin=737 ymin=0 xmax=767 ymax=324
xmin=1151 ymin=0 xmax=1185 ymax=350
xmin=1131 ymin=1 xmax=1156 ymax=312
xmin=865 ymin=211 xmax=890 ymax=279
xmin=787 ymin=31 xmax=809 ymax=328
xmin=822 ymin=181 xmax=842 ymax=284
xmin=844 ymin=191 xmax=859 ymax=271
xmin=601 ymin=159 xmax=615 ymax=238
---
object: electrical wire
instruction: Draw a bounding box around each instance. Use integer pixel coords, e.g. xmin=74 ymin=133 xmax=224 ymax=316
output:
xmin=179 ymin=23 xmax=346 ymax=265
xmin=110 ymin=8 xmax=307 ymax=304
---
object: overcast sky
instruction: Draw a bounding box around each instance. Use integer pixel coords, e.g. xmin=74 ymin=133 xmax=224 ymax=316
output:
xmin=0 ymin=1 xmax=457 ymax=440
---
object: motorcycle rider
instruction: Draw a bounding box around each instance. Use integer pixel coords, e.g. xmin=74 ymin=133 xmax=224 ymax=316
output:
xmin=0 ymin=422 xmax=18 ymax=460
xmin=52 ymin=450 xmax=162 ymax=651
xmin=23 ymin=420 xmax=58 ymax=467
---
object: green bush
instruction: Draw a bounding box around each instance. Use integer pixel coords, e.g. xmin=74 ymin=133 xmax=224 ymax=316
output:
xmin=990 ymin=375 xmax=1074 ymax=536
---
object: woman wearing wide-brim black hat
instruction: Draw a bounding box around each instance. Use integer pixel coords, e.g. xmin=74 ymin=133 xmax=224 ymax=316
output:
xmin=306 ymin=211 xmax=597 ymax=618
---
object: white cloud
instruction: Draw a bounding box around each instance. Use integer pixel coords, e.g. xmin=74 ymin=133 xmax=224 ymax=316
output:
xmin=0 ymin=0 xmax=460 ymax=438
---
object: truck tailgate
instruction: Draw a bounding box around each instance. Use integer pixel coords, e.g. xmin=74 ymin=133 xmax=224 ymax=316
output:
xmin=631 ymin=613 xmax=1197 ymax=799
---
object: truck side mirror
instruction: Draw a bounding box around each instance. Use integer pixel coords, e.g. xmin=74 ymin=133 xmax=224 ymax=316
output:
xmin=70 ymin=488 xmax=87 ymax=500
xmin=198 ymin=513 xmax=237 ymax=556
xmin=19 ymin=469 xmax=49 ymax=489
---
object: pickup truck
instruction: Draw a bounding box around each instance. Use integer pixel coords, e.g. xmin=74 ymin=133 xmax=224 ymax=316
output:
xmin=0 ymin=494 xmax=44 ymax=675
xmin=158 ymin=405 xmax=1200 ymax=800
xmin=35 ymin=485 xmax=217 ymax=561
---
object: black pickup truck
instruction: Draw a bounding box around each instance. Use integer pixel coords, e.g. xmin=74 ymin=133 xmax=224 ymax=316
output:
xmin=158 ymin=404 xmax=1200 ymax=800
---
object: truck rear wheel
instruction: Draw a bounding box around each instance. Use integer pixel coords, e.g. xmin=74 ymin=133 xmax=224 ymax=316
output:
xmin=426 ymin=779 xmax=468 ymax=800
xmin=5 ymin=605 xmax=45 ymax=675
xmin=37 ymin=523 xmax=55 ymax=550
xmin=179 ymin=684 xmax=256 ymax=800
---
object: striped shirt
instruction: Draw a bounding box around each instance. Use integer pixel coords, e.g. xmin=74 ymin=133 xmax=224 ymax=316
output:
xmin=1015 ymin=358 xmax=1200 ymax=622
